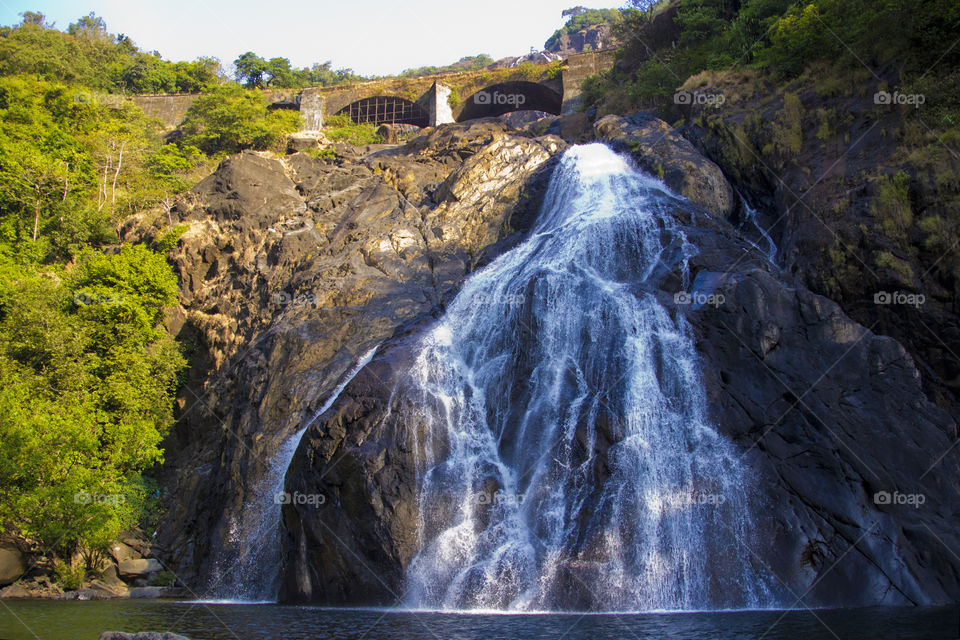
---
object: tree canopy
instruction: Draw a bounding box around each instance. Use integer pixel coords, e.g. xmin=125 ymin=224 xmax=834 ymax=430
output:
xmin=232 ymin=51 xmax=362 ymax=89
xmin=0 ymin=11 xmax=224 ymax=94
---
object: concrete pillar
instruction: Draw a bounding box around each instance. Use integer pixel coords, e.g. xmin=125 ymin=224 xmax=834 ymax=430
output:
xmin=299 ymin=87 xmax=324 ymax=131
xmin=560 ymin=50 xmax=617 ymax=115
xmin=429 ymin=82 xmax=455 ymax=127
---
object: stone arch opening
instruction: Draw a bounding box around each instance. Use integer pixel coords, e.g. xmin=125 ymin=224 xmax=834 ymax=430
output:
xmin=336 ymin=96 xmax=428 ymax=127
xmin=457 ymin=81 xmax=563 ymax=122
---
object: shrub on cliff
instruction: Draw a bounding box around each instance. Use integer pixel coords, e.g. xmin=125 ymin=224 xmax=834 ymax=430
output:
xmin=178 ymin=85 xmax=302 ymax=155
xmin=321 ymin=114 xmax=383 ymax=146
xmin=592 ymin=0 xmax=960 ymax=115
xmin=0 ymin=244 xmax=184 ymax=565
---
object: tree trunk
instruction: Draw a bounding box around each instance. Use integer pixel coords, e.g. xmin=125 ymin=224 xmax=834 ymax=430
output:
xmin=32 ymin=196 xmax=39 ymax=242
xmin=111 ymin=142 xmax=125 ymax=206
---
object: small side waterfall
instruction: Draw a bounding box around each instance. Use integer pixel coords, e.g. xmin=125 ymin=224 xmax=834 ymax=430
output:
xmin=399 ymin=144 xmax=774 ymax=612
xmin=736 ymin=192 xmax=778 ymax=264
xmin=210 ymin=345 xmax=379 ymax=601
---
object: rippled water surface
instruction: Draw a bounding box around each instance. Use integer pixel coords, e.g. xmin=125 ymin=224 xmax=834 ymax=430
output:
xmin=0 ymin=601 xmax=956 ymax=640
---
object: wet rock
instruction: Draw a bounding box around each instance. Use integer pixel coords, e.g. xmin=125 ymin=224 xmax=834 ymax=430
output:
xmin=134 ymin=116 xmax=959 ymax=609
xmin=278 ymin=146 xmax=959 ymax=608
xmin=594 ymin=113 xmax=735 ymax=216
xmin=127 ymin=586 xmax=189 ymax=599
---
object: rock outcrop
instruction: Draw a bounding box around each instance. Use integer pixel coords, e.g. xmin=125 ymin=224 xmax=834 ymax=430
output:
xmin=677 ymin=71 xmax=960 ymax=422
xmin=595 ymin=113 xmax=736 ymax=217
xmin=117 ymin=558 xmax=163 ymax=580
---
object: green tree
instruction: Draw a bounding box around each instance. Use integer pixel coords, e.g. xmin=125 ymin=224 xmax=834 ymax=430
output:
xmin=0 ymin=245 xmax=184 ymax=562
xmin=233 ymin=51 xmax=269 ymax=88
xmin=266 ymin=57 xmax=296 ymax=87
xmin=121 ymin=54 xmax=177 ymax=93
xmin=179 ymin=85 xmax=301 ymax=154
xmin=67 ymin=12 xmax=108 ymax=39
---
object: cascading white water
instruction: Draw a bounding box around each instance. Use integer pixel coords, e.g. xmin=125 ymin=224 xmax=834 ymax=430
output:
xmin=211 ymin=345 xmax=379 ymax=601
xmin=736 ymin=192 xmax=778 ymax=264
xmin=401 ymin=144 xmax=774 ymax=612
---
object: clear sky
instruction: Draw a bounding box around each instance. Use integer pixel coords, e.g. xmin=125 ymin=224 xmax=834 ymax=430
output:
xmin=0 ymin=1 xmax=622 ymax=76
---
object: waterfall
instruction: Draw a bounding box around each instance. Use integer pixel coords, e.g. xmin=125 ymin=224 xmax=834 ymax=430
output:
xmin=400 ymin=144 xmax=774 ymax=612
xmin=210 ymin=345 xmax=380 ymax=602
xmin=736 ymin=191 xmax=777 ymax=264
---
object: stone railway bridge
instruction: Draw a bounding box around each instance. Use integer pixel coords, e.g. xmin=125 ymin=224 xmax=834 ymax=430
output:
xmin=132 ymin=50 xmax=616 ymax=131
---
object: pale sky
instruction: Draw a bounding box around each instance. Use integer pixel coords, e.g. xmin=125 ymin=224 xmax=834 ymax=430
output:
xmin=0 ymin=1 xmax=622 ymax=76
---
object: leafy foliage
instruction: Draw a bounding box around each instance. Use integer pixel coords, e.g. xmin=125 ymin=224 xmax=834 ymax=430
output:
xmin=178 ymin=85 xmax=302 ymax=155
xmin=0 ymin=13 xmax=216 ymax=573
xmin=322 ymin=114 xmax=383 ymax=146
xmin=588 ymin=0 xmax=960 ymax=129
xmin=232 ymin=51 xmax=363 ymax=89
xmin=0 ymin=12 xmax=223 ymax=94
xmin=0 ymin=245 xmax=184 ymax=559
xmin=0 ymin=75 xmax=213 ymax=262
xmin=399 ymin=55 xmax=494 ymax=79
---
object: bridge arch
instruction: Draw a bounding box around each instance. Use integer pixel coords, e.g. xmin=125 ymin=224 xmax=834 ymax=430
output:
xmin=457 ymin=81 xmax=563 ymax=122
xmin=336 ymin=96 xmax=428 ymax=128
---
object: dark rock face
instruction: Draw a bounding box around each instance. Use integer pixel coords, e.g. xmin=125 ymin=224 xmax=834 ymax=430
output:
xmin=125 ymin=121 xmax=565 ymax=591
xmin=678 ymin=234 xmax=960 ymax=606
xmin=677 ymin=76 xmax=960 ymax=423
xmin=278 ymin=121 xmax=960 ymax=607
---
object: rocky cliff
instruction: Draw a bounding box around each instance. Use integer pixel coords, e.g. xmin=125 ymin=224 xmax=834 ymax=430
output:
xmin=676 ymin=70 xmax=960 ymax=422
xmin=122 ymin=121 xmax=565 ymax=591
xmin=131 ymin=115 xmax=960 ymax=609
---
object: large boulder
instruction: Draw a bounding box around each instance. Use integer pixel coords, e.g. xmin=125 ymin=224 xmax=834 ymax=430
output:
xmin=101 ymin=564 xmax=129 ymax=593
xmin=594 ymin=113 xmax=736 ymax=217
xmin=0 ymin=583 xmax=31 ymax=598
xmin=117 ymin=559 xmax=163 ymax=579
xmin=108 ymin=541 xmax=141 ymax=565
xmin=0 ymin=545 xmax=26 ymax=586
xmin=127 ymin=587 xmax=188 ymax=599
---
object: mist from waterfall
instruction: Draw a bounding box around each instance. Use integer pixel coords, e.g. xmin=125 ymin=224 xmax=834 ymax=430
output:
xmin=400 ymin=143 xmax=775 ymax=612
